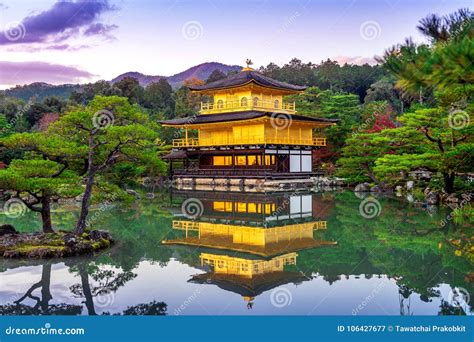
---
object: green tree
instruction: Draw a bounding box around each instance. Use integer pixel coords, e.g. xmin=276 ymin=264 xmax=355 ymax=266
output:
xmin=114 ymin=77 xmax=144 ymax=104
xmin=70 ymin=80 xmax=122 ymax=105
xmin=0 ymin=159 xmax=81 ymax=232
xmin=48 ymin=96 xmax=162 ymax=234
xmin=205 ymin=69 xmax=226 ymax=84
xmin=174 ymin=78 xmax=204 ymax=118
xmin=364 ymin=77 xmax=404 ymax=113
xmin=375 ymin=8 xmax=473 ymax=192
xmin=0 ymin=114 xmax=14 ymax=138
xmin=337 ymin=132 xmax=392 ymax=184
xmin=320 ymin=93 xmax=361 ymax=152
xmin=0 ymin=132 xmax=86 ymax=231
xmin=374 ymin=108 xmax=473 ymax=193
xmin=143 ymin=79 xmax=175 ymax=119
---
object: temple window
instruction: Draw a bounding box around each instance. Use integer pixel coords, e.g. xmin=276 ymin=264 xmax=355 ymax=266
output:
xmin=264 ymin=155 xmax=276 ymax=165
xmin=253 ymin=97 xmax=259 ymax=106
xmin=213 ymin=201 xmax=233 ymax=212
xmin=248 ymin=155 xmax=257 ymax=165
xmin=217 ymin=99 xmax=224 ymax=109
xmin=241 ymin=97 xmax=248 ymax=107
xmin=236 ymin=155 xmax=246 ymax=165
xmin=247 ymin=203 xmax=257 ymax=213
xmin=237 ymin=202 xmax=247 ymax=212
xmin=274 ymin=99 xmax=280 ymax=109
xmin=213 ymin=156 xmax=232 ymax=166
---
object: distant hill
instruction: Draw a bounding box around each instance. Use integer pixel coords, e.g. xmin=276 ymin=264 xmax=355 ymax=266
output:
xmin=110 ymin=72 xmax=164 ymax=87
xmin=111 ymin=62 xmax=242 ymax=88
xmin=2 ymin=62 xmax=242 ymax=101
xmin=2 ymin=82 xmax=81 ymax=102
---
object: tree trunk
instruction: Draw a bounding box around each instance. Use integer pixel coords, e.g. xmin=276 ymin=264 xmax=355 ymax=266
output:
xmin=443 ymin=172 xmax=455 ymax=194
xmin=75 ymin=134 xmax=95 ymax=235
xmin=365 ymin=165 xmax=380 ymax=184
xmin=78 ymin=263 xmax=97 ymax=315
xmin=75 ymin=170 xmax=95 ymax=235
xmin=41 ymin=195 xmax=54 ymax=233
xmin=40 ymin=264 xmax=53 ymax=312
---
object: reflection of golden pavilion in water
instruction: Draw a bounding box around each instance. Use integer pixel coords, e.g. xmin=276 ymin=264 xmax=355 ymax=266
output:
xmin=162 ymin=192 xmax=336 ymax=306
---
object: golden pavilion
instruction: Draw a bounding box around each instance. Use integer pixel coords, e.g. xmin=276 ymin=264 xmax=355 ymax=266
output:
xmin=162 ymin=192 xmax=336 ymax=307
xmin=160 ymin=61 xmax=337 ymax=192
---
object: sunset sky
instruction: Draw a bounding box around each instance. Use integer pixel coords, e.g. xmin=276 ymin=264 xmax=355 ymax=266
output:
xmin=0 ymin=0 xmax=471 ymax=88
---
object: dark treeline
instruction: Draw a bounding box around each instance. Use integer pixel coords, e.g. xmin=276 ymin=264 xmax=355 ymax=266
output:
xmin=259 ymin=58 xmax=385 ymax=102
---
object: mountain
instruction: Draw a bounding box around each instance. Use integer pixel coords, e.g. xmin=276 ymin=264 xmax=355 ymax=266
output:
xmin=2 ymin=82 xmax=81 ymax=102
xmin=111 ymin=62 xmax=242 ymax=88
xmin=2 ymin=62 xmax=242 ymax=101
xmin=110 ymin=72 xmax=164 ymax=87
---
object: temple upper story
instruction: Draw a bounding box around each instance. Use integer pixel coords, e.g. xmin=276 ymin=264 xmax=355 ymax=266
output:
xmin=159 ymin=61 xmax=338 ymax=149
xmin=188 ymin=67 xmax=306 ymax=115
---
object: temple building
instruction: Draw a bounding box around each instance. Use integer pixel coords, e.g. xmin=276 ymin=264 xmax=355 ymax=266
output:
xmin=160 ymin=61 xmax=338 ymax=192
xmin=162 ymin=192 xmax=336 ymax=307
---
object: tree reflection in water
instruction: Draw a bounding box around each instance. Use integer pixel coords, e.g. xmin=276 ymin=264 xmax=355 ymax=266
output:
xmin=0 ymin=190 xmax=471 ymax=315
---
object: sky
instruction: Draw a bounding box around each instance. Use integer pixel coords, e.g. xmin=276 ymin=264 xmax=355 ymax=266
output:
xmin=0 ymin=0 xmax=471 ymax=88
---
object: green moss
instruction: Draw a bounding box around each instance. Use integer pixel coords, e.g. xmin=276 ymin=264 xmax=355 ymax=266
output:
xmin=15 ymin=245 xmax=65 ymax=253
xmin=1 ymin=230 xmax=113 ymax=259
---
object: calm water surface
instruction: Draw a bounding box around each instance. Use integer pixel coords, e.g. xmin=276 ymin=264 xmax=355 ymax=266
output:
xmin=1 ymin=190 xmax=472 ymax=315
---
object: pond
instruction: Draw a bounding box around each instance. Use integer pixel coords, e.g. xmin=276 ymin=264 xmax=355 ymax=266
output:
xmin=0 ymin=190 xmax=472 ymax=316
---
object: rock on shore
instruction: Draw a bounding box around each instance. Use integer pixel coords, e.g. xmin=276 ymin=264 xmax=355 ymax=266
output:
xmin=0 ymin=227 xmax=113 ymax=259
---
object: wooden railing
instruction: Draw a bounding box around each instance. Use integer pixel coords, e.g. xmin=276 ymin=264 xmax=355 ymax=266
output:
xmin=172 ymin=137 xmax=326 ymax=147
xmin=313 ymin=221 xmax=327 ymax=230
xmin=172 ymin=220 xmax=200 ymax=231
xmin=200 ymin=100 xmax=296 ymax=114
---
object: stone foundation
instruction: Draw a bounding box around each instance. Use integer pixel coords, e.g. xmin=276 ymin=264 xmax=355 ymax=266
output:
xmin=174 ymin=177 xmax=317 ymax=192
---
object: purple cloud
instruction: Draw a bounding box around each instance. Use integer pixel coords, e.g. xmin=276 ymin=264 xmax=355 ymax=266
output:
xmin=0 ymin=61 xmax=95 ymax=86
xmin=84 ymin=23 xmax=117 ymax=36
xmin=0 ymin=0 xmax=116 ymax=45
